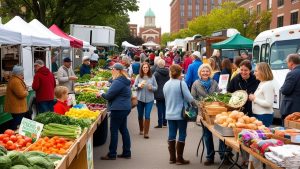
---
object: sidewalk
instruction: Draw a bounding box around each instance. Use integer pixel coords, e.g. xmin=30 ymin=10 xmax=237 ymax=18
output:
xmin=93 ymin=106 xmax=231 ymax=169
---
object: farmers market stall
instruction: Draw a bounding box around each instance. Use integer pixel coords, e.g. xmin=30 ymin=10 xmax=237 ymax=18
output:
xmin=197 ymin=91 xmax=300 ymax=169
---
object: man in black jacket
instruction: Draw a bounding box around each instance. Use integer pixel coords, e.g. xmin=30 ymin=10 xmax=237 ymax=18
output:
xmin=153 ymin=59 xmax=170 ymax=128
xmin=280 ymin=54 xmax=300 ymax=124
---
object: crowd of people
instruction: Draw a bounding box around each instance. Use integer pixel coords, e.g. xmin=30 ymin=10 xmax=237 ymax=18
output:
xmin=1 ymin=46 xmax=300 ymax=166
xmin=100 ymin=48 xmax=300 ymax=167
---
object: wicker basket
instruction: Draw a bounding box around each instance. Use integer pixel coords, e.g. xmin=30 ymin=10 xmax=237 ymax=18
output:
xmin=199 ymin=101 xmax=227 ymax=125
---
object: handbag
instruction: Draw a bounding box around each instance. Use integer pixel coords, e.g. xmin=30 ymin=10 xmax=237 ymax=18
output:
xmin=180 ymin=81 xmax=198 ymax=122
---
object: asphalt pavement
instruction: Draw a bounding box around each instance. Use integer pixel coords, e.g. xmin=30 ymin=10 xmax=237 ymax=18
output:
xmin=93 ymin=106 xmax=241 ymax=169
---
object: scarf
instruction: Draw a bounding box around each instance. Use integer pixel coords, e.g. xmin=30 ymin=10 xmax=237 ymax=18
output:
xmin=199 ymin=78 xmax=212 ymax=93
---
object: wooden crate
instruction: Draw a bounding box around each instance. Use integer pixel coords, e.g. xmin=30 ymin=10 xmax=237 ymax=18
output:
xmin=66 ymin=141 xmax=79 ymax=167
xmin=55 ymin=156 xmax=67 ymax=169
xmin=77 ymin=129 xmax=88 ymax=154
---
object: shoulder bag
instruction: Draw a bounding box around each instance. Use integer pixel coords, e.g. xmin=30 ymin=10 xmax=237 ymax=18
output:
xmin=180 ymin=81 xmax=198 ymax=122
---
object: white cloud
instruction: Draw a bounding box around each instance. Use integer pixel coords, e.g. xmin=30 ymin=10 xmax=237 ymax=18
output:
xmin=128 ymin=0 xmax=171 ymax=33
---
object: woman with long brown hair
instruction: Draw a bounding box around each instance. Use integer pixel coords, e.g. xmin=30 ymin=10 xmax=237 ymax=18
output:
xmin=133 ymin=62 xmax=158 ymax=139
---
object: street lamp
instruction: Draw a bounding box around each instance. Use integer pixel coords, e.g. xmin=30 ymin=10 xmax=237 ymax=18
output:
xmin=243 ymin=21 xmax=247 ymax=36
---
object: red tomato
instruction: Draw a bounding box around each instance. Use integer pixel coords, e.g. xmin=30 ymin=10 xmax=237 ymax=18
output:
xmin=7 ymin=144 xmax=16 ymax=150
xmin=4 ymin=129 xmax=15 ymax=136
xmin=17 ymin=140 xmax=25 ymax=147
xmin=26 ymin=142 xmax=31 ymax=147
xmin=6 ymin=140 xmax=13 ymax=147
xmin=10 ymin=135 xmax=17 ymax=142
xmin=0 ymin=134 xmax=5 ymax=140
xmin=2 ymin=137 xmax=9 ymax=143
xmin=24 ymin=137 xmax=32 ymax=143
xmin=16 ymin=135 xmax=23 ymax=140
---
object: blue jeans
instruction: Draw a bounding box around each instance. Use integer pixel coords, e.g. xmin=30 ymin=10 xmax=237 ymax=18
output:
xmin=137 ymin=101 xmax=154 ymax=120
xmin=108 ymin=110 xmax=131 ymax=158
xmin=253 ymin=113 xmax=273 ymax=127
xmin=156 ymin=100 xmax=167 ymax=126
xmin=203 ymin=126 xmax=227 ymax=160
xmin=168 ymin=120 xmax=187 ymax=142
xmin=37 ymin=100 xmax=54 ymax=113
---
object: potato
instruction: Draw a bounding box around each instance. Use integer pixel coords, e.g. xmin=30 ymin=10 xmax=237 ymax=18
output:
xmin=247 ymin=124 xmax=257 ymax=130
xmin=221 ymin=122 xmax=229 ymax=127
xmin=228 ymin=123 xmax=236 ymax=128
xmin=221 ymin=112 xmax=228 ymax=116
xmin=237 ymin=118 xmax=245 ymax=124
xmin=216 ymin=114 xmax=222 ymax=119
xmin=229 ymin=111 xmax=239 ymax=119
xmin=254 ymin=120 xmax=263 ymax=126
xmin=226 ymin=118 xmax=234 ymax=123
xmin=250 ymin=117 xmax=256 ymax=123
xmin=236 ymin=122 xmax=246 ymax=128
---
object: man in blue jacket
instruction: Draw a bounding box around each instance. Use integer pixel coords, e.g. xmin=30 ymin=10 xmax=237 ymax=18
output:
xmin=185 ymin=51 xmax=203 ymax=89
xmin=280 ymin=53 xmax=300 ymax=124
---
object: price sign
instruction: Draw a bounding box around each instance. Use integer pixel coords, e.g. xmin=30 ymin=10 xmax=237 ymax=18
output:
xmin=19 ymin=118 xmax=43 ymax=141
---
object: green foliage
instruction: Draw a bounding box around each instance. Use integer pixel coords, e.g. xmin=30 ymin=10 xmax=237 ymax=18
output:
xmin=77 ymin=74 xmax=91 ymax=83
xmin=76 ymin=93 xmax=106 ymax=104
xmin=164 ymin=2 xmax=272 ymax=42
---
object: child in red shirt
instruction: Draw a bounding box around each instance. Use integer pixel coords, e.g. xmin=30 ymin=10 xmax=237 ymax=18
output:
xmin=54 ymin=86 xmax=70 ymax=115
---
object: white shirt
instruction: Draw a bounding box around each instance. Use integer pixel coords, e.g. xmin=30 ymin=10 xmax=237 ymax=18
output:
xmin=252 ymin=80 xmax=274 ymax=115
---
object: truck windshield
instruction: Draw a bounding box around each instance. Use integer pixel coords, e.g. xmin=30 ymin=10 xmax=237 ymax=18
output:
xmin=270 ymin=39 xmax=300 ymax=69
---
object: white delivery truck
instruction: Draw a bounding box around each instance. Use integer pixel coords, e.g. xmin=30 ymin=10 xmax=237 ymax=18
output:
xmin=252 ymin=24 xmax=300 ymax=118
xmin=70 ymin=24 xmax=115 ymax=47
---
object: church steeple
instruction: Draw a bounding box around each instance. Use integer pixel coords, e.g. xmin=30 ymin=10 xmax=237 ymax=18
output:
xmin=144 ymin=8 xmax=156 ymax=28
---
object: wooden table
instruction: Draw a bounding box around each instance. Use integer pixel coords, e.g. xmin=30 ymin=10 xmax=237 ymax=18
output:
xmin=199 ymin=119 xmax=284 ymax=169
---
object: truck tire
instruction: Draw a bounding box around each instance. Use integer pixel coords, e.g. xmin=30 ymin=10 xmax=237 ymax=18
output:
xmin=93 ymin=114 xmax=108 ymax=146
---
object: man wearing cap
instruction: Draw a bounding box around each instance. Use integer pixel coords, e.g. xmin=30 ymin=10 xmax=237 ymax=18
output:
xmin=57 ymin=57 xmax=78 ymax=93
xmin=32 ymin=60 xmax=56 ymax=113
xmin=185 ymin=51 xmax=203 ymax=89
xmin=80 ymin=56 xmax=91 ymax=77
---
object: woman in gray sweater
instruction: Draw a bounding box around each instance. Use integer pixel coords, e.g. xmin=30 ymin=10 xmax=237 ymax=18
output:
xmin=133 ymin=62 xmax=157 ymax=139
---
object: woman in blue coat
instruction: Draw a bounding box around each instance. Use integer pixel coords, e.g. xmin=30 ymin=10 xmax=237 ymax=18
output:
xmin=100 ymin=63 xmax=132 ymax=160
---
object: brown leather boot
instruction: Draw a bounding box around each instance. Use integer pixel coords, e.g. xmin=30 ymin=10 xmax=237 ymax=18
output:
xmin=168 ymin=140 xmax=176 ymax=164
xmin=176 ymin=141 xmax=190 ymax=165
xmin=144 ymin=119 xmax=150 ymax=139
xmin=138 ymin=119 xmax=144 ymax=135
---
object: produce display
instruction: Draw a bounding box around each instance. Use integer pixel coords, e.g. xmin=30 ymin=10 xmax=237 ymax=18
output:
xmin=0 ymin=130 xmax=32 ymax=151
xmin=203 ymin=93 xmax=231 ymax=104
xmin=86 ymin=103 xmax=106 ymax=110
xmin=0 ymin=148 xmax=59 ymax=169
xmin=76 ymin=74 xmax=91 ymax=83
xmin=42 ymin=123 xmax=82 ymax=140
xmin=90 ymin=70 xmax=112 ymax=81
xmin=34 ymin=112 xmax=92 ymax=129
xmin=65 ymin=108 xmax=100 ymax=120
xmin=28 ymin=136 xmax=74 ymax=155
xmin=285 ymin=112 xmax=300 ymax=122
xmin=214 ymin=111 xmax=265 ymax=130
xmin=76 ymin=92 xmax=106 ymax=104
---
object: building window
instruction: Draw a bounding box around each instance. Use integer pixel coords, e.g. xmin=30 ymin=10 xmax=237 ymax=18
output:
xmin=249 ymin=7 xmax=253 ymax=15
xmin=211 ymin=0 xmax=215 ymax=9
xmin=203 ymin=0 xmax=208 ymax=14
xmin=267 ymin=0 xmax=272 ymax=10
xmin=218 ymin=0 xmax=222 ymax=5
xmin=257 ymin=4 xmax=261 ymax=15
xmin=196 ymin=5 xmax=200 ymax=16
xmin=277 ymin=0 xmax=284 ymax=7
xmin=291 ymin=0 xmax=297 ymax=3
xmin=180 ymin=0 xmax=184 ymax=5
xmin=180 ymin=4 xmax=184 ymax=17
xmin=188 ymin=0 xmax=192 ymax=17
xmin=180 ymin=17 xmax=184 ymax=24
xmin=277 ymin=16 xmax=284 ymax=27
xmin=291 ymin=11 xmax=298 ymax=25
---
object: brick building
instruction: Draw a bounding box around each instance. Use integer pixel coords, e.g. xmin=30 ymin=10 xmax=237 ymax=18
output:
xmin=139 ymin=8 xmax=161 ymax=44
xmin=170 ymin=0 xmax=225 ymax=33
xmin=128 ymin=24 xmax=138 ymax=37
xmin=236 ymin=0 xmax=300 ymax=28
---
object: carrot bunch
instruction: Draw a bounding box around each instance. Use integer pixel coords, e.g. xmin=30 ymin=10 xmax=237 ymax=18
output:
xmin=29 ymin=136 xmax=74 ymax=155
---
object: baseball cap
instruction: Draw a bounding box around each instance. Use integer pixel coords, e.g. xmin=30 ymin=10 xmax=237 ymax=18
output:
xmin=82 ymin=55 xmax=90 ymax=61
xmin=111 ymin=63 xmax=124 ymax=70
xmin=192 ymin=51 xmax=201 ymax=58
xmin=63 ymin=57 xmax=72 ymax=62
xmin=34 ymin=59 xmax=44 ymax=66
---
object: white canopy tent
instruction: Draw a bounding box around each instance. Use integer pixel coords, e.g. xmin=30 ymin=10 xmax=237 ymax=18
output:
xmin=0 ymin=25 xmax=22 ymax=45
xmin=4 ymin=16 xmax=51 ymax=46
xmin=29 ymin=19 xmax=70 ymax=47
xmin=121 ymin=41 xmax=139 ymax=48
xmin=69 ymin=35 xmax=91 ymax=48
xmin=142 ymin=41 xmax=159 ymax=47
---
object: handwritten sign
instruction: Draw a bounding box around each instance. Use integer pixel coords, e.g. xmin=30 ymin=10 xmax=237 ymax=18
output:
xmin=19 ymin=118 xmax=43 ymax=141
xmin=218 ymin=74 xmax=230 ymax=93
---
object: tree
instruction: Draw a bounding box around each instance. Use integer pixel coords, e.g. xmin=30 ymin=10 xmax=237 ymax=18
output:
xmin=160 ymin=33 xmax=171 ymax=47
xmin=0 ymin=0 xmax=138 ymax=30
xmin=126 ymin=36 xmax=144 ymax=46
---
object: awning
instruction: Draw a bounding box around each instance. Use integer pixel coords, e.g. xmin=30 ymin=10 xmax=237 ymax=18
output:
xmin=4 ymin=16 xmax=51 ymax=46
xmin=0 ymin=25 xmax=22 ymax=45
xmin=29 ymin=19 xmax=70 ymax=47
xmin=49 ymin=24 xmax=83 ymax=48
xmin=121 ymin=41 xmax=139 ymax=48
xmin=142 ymin=41 xmax=159 ymax=47
xmin=212 ymin=34 xmax=253 ymax=49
